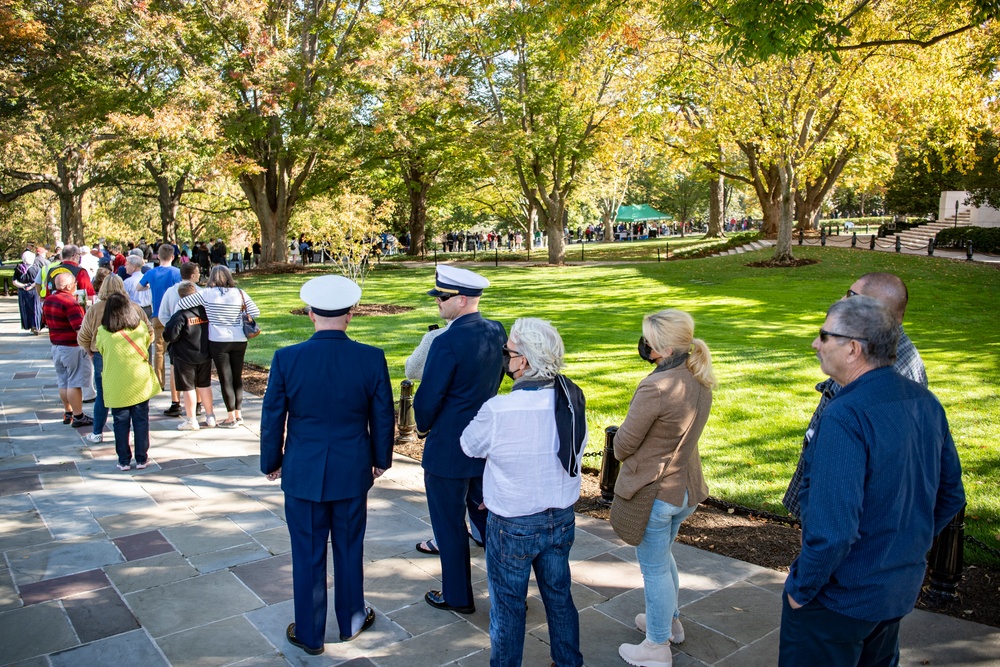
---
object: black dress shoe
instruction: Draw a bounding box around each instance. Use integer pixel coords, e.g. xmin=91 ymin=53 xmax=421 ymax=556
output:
xmin=286 ymin=623 xmax=324 ymax=655
xmin=424 ymin=590 xmax=475 ymax=614
xmin=339 ymin=606 xmax=376 ymax=641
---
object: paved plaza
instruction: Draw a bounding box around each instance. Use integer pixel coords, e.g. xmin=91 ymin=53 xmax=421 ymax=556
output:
xmin=1 ymin=298 xmax=998 ymax=666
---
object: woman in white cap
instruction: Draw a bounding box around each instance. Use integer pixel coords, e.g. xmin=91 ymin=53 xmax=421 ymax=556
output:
xmin=176 ymin=265 xmax=259 ymax=428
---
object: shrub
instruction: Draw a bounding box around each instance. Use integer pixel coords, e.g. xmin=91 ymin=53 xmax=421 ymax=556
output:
xmin=935 ymin=227 xmax=1000 ymax=254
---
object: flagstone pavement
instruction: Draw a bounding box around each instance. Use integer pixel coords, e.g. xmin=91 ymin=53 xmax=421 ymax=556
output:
xmin=1 ymin=298 xmax=998 ymax=666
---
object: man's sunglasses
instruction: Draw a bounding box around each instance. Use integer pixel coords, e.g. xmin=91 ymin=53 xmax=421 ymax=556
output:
xmin=819 ymin=328 xmax=868 ymax=344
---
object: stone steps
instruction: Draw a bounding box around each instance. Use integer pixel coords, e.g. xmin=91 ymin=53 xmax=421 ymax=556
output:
xmin=897 ymin=215 xmax=972 ymax=245
xmin=709 ymin=239 xmax=774 ymax=258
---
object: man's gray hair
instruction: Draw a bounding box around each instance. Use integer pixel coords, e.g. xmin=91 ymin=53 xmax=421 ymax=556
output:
xmin=128 ymin=248 xmax=144 ymax=258
xmin=61 ymin=245 xmax=79 ymax=260
xmin=510 ymin=317 xmax=564 ymax=380
xmin=126 ymin=255 xmax=144 ymax=269
xmin=827 ymin=295 xmax=898 ymax=368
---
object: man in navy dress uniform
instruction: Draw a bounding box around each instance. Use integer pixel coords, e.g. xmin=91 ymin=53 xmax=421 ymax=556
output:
xmin=260 ymin=275 xmax=395 ymax=655
xmin=414 ymin=265 xmax=507 ymax=614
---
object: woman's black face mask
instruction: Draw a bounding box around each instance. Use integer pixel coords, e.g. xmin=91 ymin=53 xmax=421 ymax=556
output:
xmin=501 ymin=348 xmax=517 ymax=379
xmin=638 ymin=336 xmax=657 ymax=364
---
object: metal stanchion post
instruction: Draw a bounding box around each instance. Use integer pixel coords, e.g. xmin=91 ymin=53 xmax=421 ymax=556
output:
xmin=921 ymin=505 xmax=965 ymax=607
xmin=966 ymin=241 xmax=974 ymax=261
xmin=581 ymin=241 xmax=585 ymax=261
xmin=821 ymin=228 xmax=826 ymax=246
xmin=928 ymin=238 xmax=935 ymax=256
xmin=495 ymin=247 xmax=498 ymax=267
xmin=598 ymin=426 xmax=620 ymax=506
xmin=895 ymin=237 xmax=901 ymax=253
xmin=870 ymin=235 xmax=876 ymax=250
xmin=434 ymin=249 xmax=437 ymax=266
xmin=851 ymin=232 xmax=857 ymax=247
xmin=798 ymin=229 xmax=804 ymax=245
xmin=396 ymin=380 xmax=417 ymax=445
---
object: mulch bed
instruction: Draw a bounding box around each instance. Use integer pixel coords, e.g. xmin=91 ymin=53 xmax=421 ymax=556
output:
xmin=288 ymin=303 xmax=414 ymax=317
xmin=746 ymin=258 xmax=820 ymax=268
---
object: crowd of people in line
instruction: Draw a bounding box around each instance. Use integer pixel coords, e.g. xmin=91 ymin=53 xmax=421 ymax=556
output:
xmin=15 ymin=238 xmax=260 ymax=470
xmin=11 ymin=239 xmax=966 ymax=666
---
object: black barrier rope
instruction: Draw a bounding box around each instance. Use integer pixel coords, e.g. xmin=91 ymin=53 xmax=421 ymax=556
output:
xmin=965 ymin=534 xmax=1000 ymax=560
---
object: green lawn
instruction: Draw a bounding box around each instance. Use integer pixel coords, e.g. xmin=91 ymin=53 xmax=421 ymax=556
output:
xmin=239 ymin=246 xmax=1000 ymax=564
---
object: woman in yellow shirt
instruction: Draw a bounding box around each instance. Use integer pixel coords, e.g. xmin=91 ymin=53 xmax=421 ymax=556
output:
xmin=96 ymin=294 xmax=161 ymax=470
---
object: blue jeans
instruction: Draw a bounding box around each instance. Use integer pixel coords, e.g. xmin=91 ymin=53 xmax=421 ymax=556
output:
xmin=636 ymin=494 xmax=696 ymax=644
xmin=112 ymin=401 xmax=149 ymax=465
xmin=91 ymin=352 xmax=108 ymax=434
xmin=486 ymin=507 xmax=582 ymax=667
xmin=779 ymin=594 xmax=901 ymax=667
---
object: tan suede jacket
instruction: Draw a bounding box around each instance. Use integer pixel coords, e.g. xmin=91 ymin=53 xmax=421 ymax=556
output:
xmin=77 ymin=300 xmax=152 ymax=353
xmin=612 ymin=363 xmax=712 ymax=508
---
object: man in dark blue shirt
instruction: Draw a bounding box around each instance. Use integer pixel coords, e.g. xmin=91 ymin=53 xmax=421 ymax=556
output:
xmin=780 ymin=296 xmax=965 ymax=666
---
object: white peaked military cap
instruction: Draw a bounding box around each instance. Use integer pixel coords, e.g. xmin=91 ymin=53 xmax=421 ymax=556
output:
xmin=427 ymin=264 xmax=490 ymax=298
xmin=300 ymin=275 xmax=362 ymax=317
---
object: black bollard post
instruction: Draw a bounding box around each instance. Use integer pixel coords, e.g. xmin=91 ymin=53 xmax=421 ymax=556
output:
xmin=396 ymin=380 xmax=417 ymax=445
xmin=434 ymin=249 xmax=437 ymax=266
xmin=798 ymin=229 xmax=804 ymax=245
xmin=928 ymin=238 xmax=935 ymax=256
xmin=851 ymin=232 xmax=857 ymax=248
xmin=598 ymin=426 xmax=621 ymax=506
xmin=836 ymin=224 xmax=841 ymax=236
xmin=657 ymin=248 xmax=660 ymax=262
xmin=921 ymin=505 xmax=965 ymax=607
xmin=870 ymin=235 xmax=876 ymax=250
xmin=581 ymin=241 xmax=585 ymax=261
xmin=966 ymin=241 xmax=974 ymax=261
xmin=821 ymin=228 xmax=826 ymax=246
xmin=495 ymin=247 xmax=498 ymax=267
xmin=895 ymin=236 xmax=901 ymax=253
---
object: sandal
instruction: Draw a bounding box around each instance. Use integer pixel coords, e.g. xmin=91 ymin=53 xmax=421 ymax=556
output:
xmin=415 ymin=539 xmax=439 ymax=555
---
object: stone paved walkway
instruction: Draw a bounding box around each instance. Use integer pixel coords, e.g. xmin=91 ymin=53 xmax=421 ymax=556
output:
xmin=1 ymin=298 xmax=998 ymax=666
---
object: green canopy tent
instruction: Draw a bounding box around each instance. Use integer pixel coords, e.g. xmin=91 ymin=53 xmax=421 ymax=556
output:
xmin=614 ymin=204 xmax=672 ymax=239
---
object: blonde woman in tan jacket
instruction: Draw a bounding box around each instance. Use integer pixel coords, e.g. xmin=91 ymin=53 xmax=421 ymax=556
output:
xmin=77 ymin=275 xmax=152 ymax=445
xmin=615 ymin=309 xmax=716 ymax=667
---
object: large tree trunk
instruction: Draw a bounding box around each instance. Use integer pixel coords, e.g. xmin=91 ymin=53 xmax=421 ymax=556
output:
xmin=146 ymin=162 xmax=187 ymax=243
xmin=537 ymin=192 xmax=566 ymax=265
xmin=707 ymin=173 xmax=725 ymax=238
xmin=403 ymin=161 xmax=430 ymax=256
xmin=55 ymin=155 xmax=88 ymax=244
xmin=772 ymin=164 xmax=796 ymax=263
xmin=240 ymin=173 xmax=292 ymax=264
xmin=794 ymin=151 xmax=850 ymax=230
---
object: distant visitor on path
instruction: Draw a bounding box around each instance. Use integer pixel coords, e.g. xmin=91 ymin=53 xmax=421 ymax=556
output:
xmin=413 ymin=265 xmax=507 ymax=615
xmin=460 ymin=317 xmax=587 ymax=667
xmin=260 ymin=275 xmax=394 ymax=655
xmin=43 ymin=271 xmax=94 ymax=430
xmin=782 ymin=272 xmax=927 ymax=519
xmin=779 ymin=296 xmax=964 ymax=666
xmin=612 ymin=309 xmax=716 ymax=667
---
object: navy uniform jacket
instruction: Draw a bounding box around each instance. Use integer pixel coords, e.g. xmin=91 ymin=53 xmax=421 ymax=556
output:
xmin=414 ymin=312 xmax=507 ymax=479
xmin=260 ymin=330 xmax=395 ymax=502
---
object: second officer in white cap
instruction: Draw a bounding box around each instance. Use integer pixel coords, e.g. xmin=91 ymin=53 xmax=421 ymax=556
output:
xmin=260 ymin=275 xmax=395 ymax=655
xmin=413 ymin=265 xmax=507 ymax=614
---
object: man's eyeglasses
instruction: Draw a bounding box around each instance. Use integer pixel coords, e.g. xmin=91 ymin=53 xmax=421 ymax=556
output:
xmin=819 ymin=329 xmax=868 ymax=344
xmin=502 ymin=344 xmax=522 ymax=357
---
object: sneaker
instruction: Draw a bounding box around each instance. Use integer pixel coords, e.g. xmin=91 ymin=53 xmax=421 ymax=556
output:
xmin=619 ymin=639 xmax=673 ymax=667
xmin=72 ymin=414 xmax=94 ymax=428
xmin=63 ymin=411 xmax=73 ymax=424
xmin=163 ymin=403 xmax=182 ymax=417
xmin=234 ymin=416 xmax=244 ymax=425
xmin=217 ymin=419 xmax=239 ymax=429
xmin=635 ymin=615 xmax=685 ymax=644
xmin=177 ymin=419 xmax=200 ymax=431
xmin=84 ymin=432 xmax=103 ymax=444
xmin=117 ymin=463 xmax=131 ymax=471
xmin=196 ymin=403 xmax=204 ymax=416
xmin=205 ymin=415 xmax=217 ymax=428
xmin=136 ymin=461 xmax=149 ymax=470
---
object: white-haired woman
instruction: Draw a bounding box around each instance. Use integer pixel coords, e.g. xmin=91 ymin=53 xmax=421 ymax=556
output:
xmin=615 ymin=309 xmax=716 ymax=667
xmin=461 ymin=318 xmax=587 ymax=667
xmin=13 ymin=250 xmax=40 ymax=334
xmin=176 ymin=265 xmax=259 ymax=428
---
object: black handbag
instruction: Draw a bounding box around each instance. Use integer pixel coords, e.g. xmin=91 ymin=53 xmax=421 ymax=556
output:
xmin=239 ymin=290 xmax=261 ymax=339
